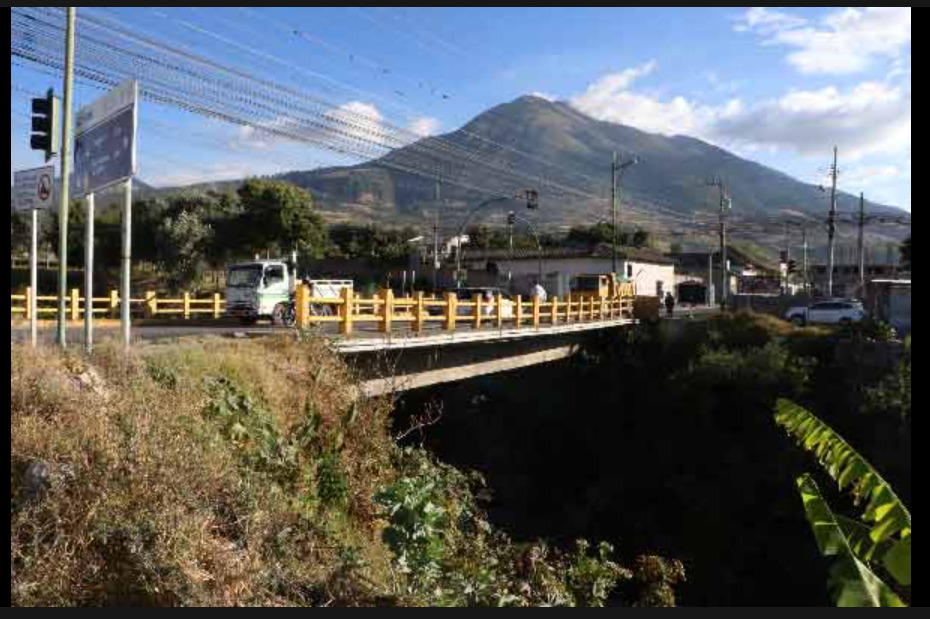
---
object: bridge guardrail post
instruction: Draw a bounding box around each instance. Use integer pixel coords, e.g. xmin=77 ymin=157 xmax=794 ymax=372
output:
xmin=109 ymin=290 xmax=119 ymax=319
xmin=414 ymin=291 xmax=425 ymax=334
xmin=295 ymin=284 xmax=310 ymax=329
xmin=70 ymin=289 xmax=80 ymax=322
xmin=145 ymin=291 xmax=157 ymax=319
xmin=515 ymin=295 xmax=523 ymax=329
xmin=473 ymin=293 xmax=483 ymax=330
xmin=183 ymin=293 xmax=192 ymax=320
xmin=380 ymin=289 xmax=394 ymax=334
xmin=445 ymin=292 xmax=457 ymax=332
xmin=532 ymin=295 xmax=541 ymax=330
xmin=551 ymin=296 xmax=559 ymax=326
xmin=213 ymin=293 xmax=223 ymax=319
xmin=340 ymin=287 xmax=354 ymax=336
xmin=25 ymin=287 xmax=33 ymax=321
xmin=496 ymin=293 xmax=504 ymax=329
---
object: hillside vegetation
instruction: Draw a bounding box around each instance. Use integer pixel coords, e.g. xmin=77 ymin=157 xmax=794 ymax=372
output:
xmin=10 ymin=337 xmax=682 ymax=607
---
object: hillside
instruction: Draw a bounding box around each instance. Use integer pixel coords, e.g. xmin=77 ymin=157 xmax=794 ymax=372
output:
xmin=288 ymin=96 xmax=906 ymax=226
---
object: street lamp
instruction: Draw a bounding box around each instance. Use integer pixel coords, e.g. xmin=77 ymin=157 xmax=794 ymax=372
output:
xmin=454 ymin=190 xmax=539 ymax=288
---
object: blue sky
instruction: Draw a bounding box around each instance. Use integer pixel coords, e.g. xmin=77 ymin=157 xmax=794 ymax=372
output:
xmin=11 ymin=7 xmax=912 ymax=209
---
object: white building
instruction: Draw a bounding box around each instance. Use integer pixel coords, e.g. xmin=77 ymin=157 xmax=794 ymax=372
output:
xmin=459 ymin=245 xmax=676 ymax=298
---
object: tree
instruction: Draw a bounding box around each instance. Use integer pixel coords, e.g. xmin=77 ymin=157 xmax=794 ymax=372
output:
xmin=900 ymin=237 xmax=911 ymax=271
xmin=237 ymin=180 xmax=326 ymax=258
xmin=156 ymin=210 xmax=214 ymax=292
xmin=632 ymin=229 xmax=651 ymax=249
xmin=11 ymin=209 xmax=29 ymax=255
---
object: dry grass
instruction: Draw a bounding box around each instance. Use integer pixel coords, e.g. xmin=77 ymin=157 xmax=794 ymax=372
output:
xmin=11 ymin=336 xmax=396 ymax=607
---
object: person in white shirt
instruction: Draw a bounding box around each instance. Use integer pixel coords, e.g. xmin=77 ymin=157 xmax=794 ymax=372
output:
xmin=532 ymin=281 xmax=548 ymax=303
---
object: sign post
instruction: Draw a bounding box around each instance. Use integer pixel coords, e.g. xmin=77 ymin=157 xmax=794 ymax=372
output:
xmin=74 ymin=79 xmax=138 ymax=351
xmin=14 ymin=166 xmax=56 ymax=349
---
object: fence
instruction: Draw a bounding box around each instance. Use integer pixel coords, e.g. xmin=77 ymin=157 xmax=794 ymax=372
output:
xmin=10 ymin=289 xmax=226 ymax=321
xmin=294 ymin=286 xmax=636 ymax=335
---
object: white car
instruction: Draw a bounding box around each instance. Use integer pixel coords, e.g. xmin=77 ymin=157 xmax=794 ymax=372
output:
xmin=785 ymin=300 xmax=867 ymax=327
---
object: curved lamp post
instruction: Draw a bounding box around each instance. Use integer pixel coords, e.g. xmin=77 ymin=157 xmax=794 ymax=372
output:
xmin=454 ymin=190 xmax=538 ymax=288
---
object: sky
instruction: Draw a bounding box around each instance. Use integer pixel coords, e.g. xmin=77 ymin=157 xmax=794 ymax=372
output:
xmin=10 ymin=6 xmax=912 ymax=210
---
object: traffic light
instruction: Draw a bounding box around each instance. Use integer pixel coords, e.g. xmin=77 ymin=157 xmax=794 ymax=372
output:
xmin=780 ymin=250 xmax=789 ymax=265
xmin=30 ymin=89 xmax=61 ymax=162
xmin=507 ymin=211 xmax=517 ymax=227
xmin=525 ymin=190 xmax=539 ymax=210
xmin=788 ymin=260 xmax=799 ymax=275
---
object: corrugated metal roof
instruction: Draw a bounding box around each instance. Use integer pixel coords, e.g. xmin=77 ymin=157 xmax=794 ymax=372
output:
xmin=460 ymin=244 xmax=676 ymax=265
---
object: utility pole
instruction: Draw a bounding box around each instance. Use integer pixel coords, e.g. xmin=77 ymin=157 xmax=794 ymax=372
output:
xmin=708 ymin=177 xmax=731 ymax=308
xmin=433 ymin=175 xmax=442 ymax=291
xmin=802 ymin=226 xmax=810 ymax=297
xmin=611 ymin=153 xmax=638 ymax=275
xmin=784 ymin=221 xmax=792 ymax=295
xmin=857 ymin=192 xmax=866 ymax=295
xmin=57 ymin=7 xmax=77 ymax=348
xmin=826 ymin=146 xmax=839 ymax=299
xmin=611 ymin=152 xmax=618 ymax=274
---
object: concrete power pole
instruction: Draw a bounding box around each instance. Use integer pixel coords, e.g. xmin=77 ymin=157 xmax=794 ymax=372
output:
xmin=708 ymin=177 xmax=731 ymax=308
xmin=611 ymin=152 xmax=618 ymax=274
xmin=826 ymin=146 xmax=839 ymax=299
xmin=857 ymin=192 xmax=867 ymax=296
xmin=433 ymin=175 xmax=442 ymax=290
xmin=803 ymin=227 xmax=810 ymax=297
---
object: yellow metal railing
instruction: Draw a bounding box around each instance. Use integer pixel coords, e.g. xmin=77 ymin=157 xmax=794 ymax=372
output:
xmin=294 ymin=286 xmax=636 ymax=335
xmin=10 ymin=289 xmax=226 ymax=321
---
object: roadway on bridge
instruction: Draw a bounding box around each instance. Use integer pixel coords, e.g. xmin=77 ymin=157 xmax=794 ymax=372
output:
xmin=10 ymin=306 xmax=720 ymax=348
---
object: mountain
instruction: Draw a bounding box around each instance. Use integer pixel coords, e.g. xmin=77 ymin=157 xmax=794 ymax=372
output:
xmin=282 ymin=95 xmax=906 ymax=228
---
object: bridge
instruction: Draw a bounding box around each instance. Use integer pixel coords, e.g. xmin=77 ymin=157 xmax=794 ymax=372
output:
xmin=12 ymin=285 xmax=680 ymax=395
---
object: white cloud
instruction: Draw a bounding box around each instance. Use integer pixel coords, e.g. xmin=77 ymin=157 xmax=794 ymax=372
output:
xmin=408 ymin=116 xmax=442 ymax=137
xmin=734 ymin=7 xmax=807 ymax=34
xmin=570 ymin=61 xmax=743 ymax=139
xmin=714 ymin=82 xmax=912 ymax=159
xmin=570 ymin=63 xmax=911 ymax=162
xmin=737 ymin=7 xmax=912 ymax=75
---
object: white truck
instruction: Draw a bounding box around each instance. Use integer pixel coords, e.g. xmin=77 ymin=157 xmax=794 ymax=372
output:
xmin=225 ymin=260 xmax=353 ymax=326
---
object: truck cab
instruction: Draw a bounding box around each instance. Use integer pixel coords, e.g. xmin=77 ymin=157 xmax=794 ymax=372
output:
xmin=571 ymin=274 xmax=634 ymax=299
xmin=226 ymin=261 xmax=293 ymax=324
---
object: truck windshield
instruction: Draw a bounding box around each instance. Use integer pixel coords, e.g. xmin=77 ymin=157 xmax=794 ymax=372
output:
xmin=228 ymin=266 xmax=264 ymax=288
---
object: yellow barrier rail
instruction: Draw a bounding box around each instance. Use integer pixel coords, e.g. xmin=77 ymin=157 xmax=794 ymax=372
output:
xmin=294 ymin=286 xmax=636 ymax=335
xmin=10 ymin=289 xmax=225 ymax=321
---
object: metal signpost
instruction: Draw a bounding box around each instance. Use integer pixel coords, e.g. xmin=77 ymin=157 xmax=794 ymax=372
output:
xmin=14 ymin=166 xmax=56 ymax=349
xmin=74 ymin=79 xmax=138 ymax=352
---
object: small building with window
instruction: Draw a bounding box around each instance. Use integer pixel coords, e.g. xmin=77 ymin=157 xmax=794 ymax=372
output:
xmin=457 ymin=245 xmax=676 ymax=299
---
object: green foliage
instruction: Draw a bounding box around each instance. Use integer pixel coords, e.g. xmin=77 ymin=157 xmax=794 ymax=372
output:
xmin=775 ymin=400 xmax=912 ymax=605
xmin=238 ymin=180 xmax=327 ymax=258
xmin=797 ymin=475 xmax=906 ymax=607
xmin=862 ymin=338 xmax=911 ymax=423
xmin=327 ymin=223 xmax=421 ymax=261
xmin=844 ymin=318 xmax=899 ymax=343
xmin=203 ymin=377 xmax=297 ymax=483
xmin=11 ymin=209 xmax=29 ymax=254
xmin=157 ymin=210 xmax=214 ymax=291
xmin=566 ymin=541 xmax=634 ymax=607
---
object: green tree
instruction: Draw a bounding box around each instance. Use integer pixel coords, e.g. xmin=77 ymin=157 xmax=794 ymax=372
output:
xmin=632 ymin=229 xmax=651 ymax=249
xmin=11 ymin=209 xmax=29 ymax=255
xmin=237 ymin=180 xmax=326 ymax=258
xmin=156 ymin=210 xmax=214 ymax=292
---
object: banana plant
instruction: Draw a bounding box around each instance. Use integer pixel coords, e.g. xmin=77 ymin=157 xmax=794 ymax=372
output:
xmin=775 ymin=400 xmax=911 ymax=607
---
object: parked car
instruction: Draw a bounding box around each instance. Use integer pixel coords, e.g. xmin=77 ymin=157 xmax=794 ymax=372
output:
xmin=784 ymin=300 xmax=867 ymax=327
